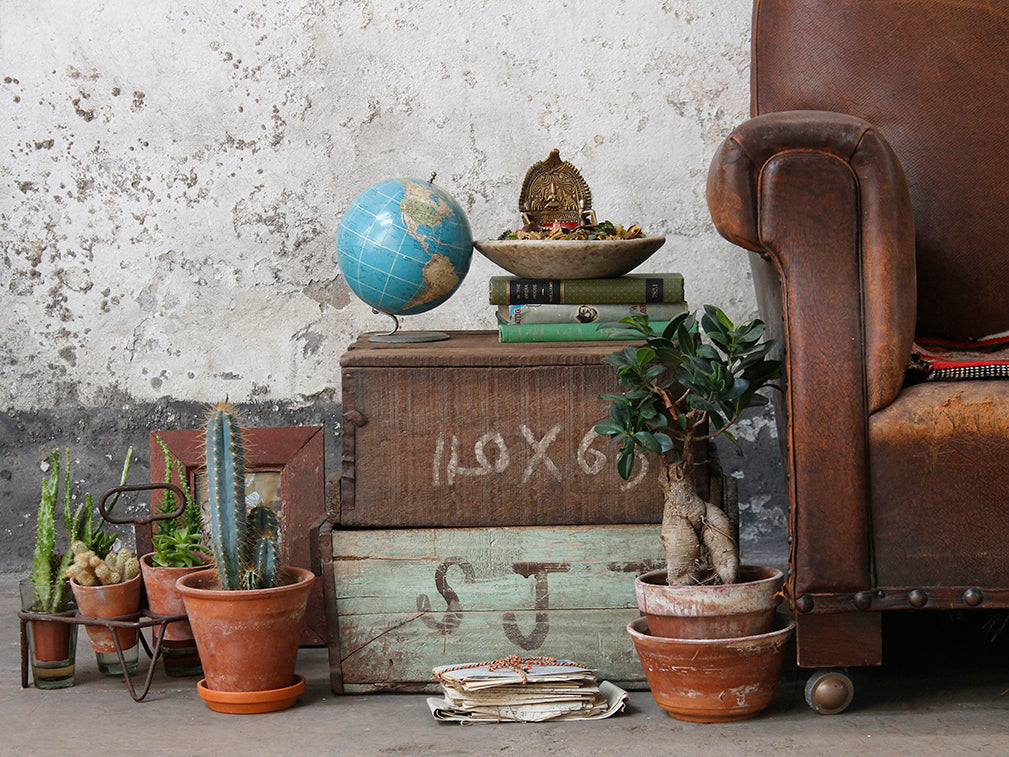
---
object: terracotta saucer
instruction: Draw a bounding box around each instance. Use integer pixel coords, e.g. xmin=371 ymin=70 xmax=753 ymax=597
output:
xmin=197 ymin=674 xmax=306 ymax=714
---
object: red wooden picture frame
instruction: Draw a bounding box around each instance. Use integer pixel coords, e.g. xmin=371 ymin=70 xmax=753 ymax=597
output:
xmin=148 ymin=426 xmax=327 ymax=646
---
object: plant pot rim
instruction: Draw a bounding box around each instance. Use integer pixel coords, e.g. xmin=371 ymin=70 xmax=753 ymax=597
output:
xmin=140 ymin=552 xmax=214 ymax=571
xmin=197 ymin=674 xmax=306 ymax=714
xmin=627 ymin=613 xmax=795 ymax=645
xmin=177 ymin=566 xmax=316 ymax=600
xmin=70 ymin=571 xmax=143 ymax=592
xmin=637 ymin=564 xmax=783 ymax=588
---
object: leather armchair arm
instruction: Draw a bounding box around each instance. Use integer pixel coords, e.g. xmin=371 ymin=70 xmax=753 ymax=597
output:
xmin=706 ymin=110 xmax=915 ymax=595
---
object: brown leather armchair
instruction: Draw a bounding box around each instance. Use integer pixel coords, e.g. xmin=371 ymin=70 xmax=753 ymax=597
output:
xmin=707 ymin=0 xmax=1009 ymax=712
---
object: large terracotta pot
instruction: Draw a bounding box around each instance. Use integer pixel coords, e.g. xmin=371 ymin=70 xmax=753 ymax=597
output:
xmin=628 ymin=614 xmax=795 ymax=722
xmin=177 ymin=566 xmax=315 ymax=697
xmin=635 ymin=565 xmax=784 ymax=639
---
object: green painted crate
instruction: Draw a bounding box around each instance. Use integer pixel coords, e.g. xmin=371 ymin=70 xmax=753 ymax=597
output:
xmin=320 ymin=522 xmax=665 ymax=693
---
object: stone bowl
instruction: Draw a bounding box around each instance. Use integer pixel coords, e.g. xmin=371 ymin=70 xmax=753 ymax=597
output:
xmin=473 ymin=236 xmax=666 ymax=279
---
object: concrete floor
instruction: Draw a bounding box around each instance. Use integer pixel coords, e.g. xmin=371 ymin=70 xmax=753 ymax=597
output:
xmin=3 ymin=573 xmax=1007 ymax=756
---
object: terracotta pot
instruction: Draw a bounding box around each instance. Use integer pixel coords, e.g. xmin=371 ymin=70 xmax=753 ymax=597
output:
xmin=19 ymin=579 xmax=79 ymax=689
xmin=140 ymin=552 xmax=212 ymax=642
xmin=177 ymin=566 xmax=315 ymax=697
xmin=71 ymin=572 xmax=142 ymax=654
xmin=635 ymin=565 xmax=784 ymax=639
xmin=30 ymin=616 xmax=74 ymax=661
xmin=628 ymin=614 xmax=795 ymax=722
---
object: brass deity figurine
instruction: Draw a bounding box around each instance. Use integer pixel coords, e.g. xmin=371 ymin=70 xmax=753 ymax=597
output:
xmin=519 ymin=149 xmax=597 ymax=228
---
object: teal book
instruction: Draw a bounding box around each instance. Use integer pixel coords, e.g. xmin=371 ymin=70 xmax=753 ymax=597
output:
xmin=497 ymin=302 xmax=688 ymax=325
xmin=498 ymin=321 xmax=672 ymax=343
xmin=489 ymin=273 xmax=685 ymax=305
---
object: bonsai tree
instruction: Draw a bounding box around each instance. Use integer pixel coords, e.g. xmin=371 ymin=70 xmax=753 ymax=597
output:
xmin=594 ymin=307 xmax=781 ymax=587
xmin=149 ymin=435 xmax=209 ymax=568
xmin=204 ymin=402 xmax=283 ymax=590
xmin=29 ymin=448 xmax=133 ymax=612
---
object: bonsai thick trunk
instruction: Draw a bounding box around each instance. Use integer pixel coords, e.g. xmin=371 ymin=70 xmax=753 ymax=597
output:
xmin=659 ymin=457 xmax=739 ymax=586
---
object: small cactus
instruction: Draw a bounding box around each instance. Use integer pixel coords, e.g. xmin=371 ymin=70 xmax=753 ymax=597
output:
xmin=205 ymin=403 xmax=283 ymax=591
xmin=66 ymin=542 xmax=140 ymax=587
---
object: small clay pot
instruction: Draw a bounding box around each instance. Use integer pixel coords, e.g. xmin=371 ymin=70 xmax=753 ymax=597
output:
xmin=628 ymin=614 xmax=795 ymax=722
xmin=635 ymin=565 xmax=784 ymax=639
xmin=71 ymin=572 xmax=142 ymax=654
xmin=140 ymin=552 xmax=212 ymax=642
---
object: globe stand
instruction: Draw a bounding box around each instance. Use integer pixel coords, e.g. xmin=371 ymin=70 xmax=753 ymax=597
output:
xmin=368 ymin=310 xmax=450 ymax=343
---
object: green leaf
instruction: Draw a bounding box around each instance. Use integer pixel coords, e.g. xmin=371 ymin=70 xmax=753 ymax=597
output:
xmin=594 ymin=419 xmax=624 ymax=436
xmin=616 ymin=451 xmax=636 ymax=480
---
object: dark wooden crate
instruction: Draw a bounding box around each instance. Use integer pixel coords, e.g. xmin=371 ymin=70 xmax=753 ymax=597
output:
xmin=336 ymin=330 xmax=669 ymax=528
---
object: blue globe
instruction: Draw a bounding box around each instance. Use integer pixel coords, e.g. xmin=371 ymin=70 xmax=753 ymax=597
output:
xmin=336 ymin=178 xmax=473 ymax=316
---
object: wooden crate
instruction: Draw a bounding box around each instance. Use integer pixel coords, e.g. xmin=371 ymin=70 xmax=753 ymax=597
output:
xmin=320 ymin=521 xmax=665 ymax=693
xmin=336 ymin=330 xmax=676 ymax=527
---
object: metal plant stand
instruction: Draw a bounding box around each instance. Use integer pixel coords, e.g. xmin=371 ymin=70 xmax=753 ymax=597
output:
xmin=19 ymin=483 xmax=198 ymax=702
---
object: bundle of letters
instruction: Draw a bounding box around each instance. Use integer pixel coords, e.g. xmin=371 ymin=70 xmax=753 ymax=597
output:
xmin=427 ymin=655 xmax=628 ymax=724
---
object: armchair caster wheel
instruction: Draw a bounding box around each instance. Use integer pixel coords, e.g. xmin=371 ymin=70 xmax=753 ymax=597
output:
xmin=804 ymin=668 xmax=854 ymax=714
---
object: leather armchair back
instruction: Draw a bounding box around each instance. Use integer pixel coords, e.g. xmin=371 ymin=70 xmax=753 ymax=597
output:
xmin=751 ymin=0 xmax=1009 ymax=339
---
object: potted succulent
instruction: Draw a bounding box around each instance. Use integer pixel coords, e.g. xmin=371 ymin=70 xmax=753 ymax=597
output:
xmin=67 ymin=543 xmax=143 ymax=676
xmin=177 ymin=403 xmax=315 ymax=714
xmin=21 ymin=450 xmax=83 ymax=689
xmin=22 ymin=448 xmax=136 ymax=684
xmin=595 ymin=307 xmax=793 ymax=722
xmin=139 ymin=435 xmax=212 ymax=676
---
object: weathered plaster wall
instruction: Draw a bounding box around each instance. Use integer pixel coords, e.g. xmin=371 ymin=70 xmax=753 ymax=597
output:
xmin=1 ymin=0 xmax=784 ymax=570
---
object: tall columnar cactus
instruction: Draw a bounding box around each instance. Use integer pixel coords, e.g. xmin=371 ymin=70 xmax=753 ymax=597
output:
xmin=205 ymin=403 xmax=283 ymax=591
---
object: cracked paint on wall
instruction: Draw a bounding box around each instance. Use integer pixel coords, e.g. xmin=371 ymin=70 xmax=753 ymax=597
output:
xmin=2 ymin=0 xmax=755 ymax=412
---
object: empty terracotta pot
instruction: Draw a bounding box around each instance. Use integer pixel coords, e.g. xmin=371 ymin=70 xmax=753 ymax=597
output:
xmin=627 ymin=614 xmax=794 ymax=722
xmin=635 ymin=565 xmax=784 ymax=639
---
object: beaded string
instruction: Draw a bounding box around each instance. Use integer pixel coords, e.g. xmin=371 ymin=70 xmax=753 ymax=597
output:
xmin=436 ymin=655 xmax=586 ymax=684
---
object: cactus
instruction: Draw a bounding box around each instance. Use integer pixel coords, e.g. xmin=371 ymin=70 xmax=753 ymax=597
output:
xmin=66 ymin=543 xmax=140 ymax=587
xmin=205 ymin=403 xmax=283 ymax=591
xmin=28 ymin=448 xmax=133 ymax=612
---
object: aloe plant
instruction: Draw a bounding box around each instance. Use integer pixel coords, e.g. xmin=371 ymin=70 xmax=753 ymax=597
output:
xmin=150 ymin=435 xmax=208 ymax=568
xmin=205 ymin=403 xmax=282 ymax=590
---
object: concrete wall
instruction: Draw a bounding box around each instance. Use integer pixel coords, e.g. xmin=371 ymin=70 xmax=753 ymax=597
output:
xmin=1 ymin=0 xmax=784 ymax=571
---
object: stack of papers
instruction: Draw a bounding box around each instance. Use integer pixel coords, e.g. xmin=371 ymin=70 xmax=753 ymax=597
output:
xmin=427 ymin=657 xmax=628 ymax=724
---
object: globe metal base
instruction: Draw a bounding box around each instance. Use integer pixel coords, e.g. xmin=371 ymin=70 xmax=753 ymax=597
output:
xmin=369 ymin=331 xmax=450 ymax=343
xmin=368 ymin=310 xmax=450 ymax=342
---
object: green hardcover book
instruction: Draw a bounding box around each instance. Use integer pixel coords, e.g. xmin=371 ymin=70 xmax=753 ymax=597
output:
xmin=498 ymin=321 xmax=672 ymax=343
xmin=488 ymin=273 xmax=685 ymax=305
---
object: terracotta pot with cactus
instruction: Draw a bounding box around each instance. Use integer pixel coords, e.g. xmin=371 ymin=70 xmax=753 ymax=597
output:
xmin=177 ymin=403 xmax=315 ymax=713
xmin=595 ymin=307 xmax=793 ymax=722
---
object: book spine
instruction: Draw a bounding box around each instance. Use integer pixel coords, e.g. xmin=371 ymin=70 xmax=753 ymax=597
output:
xmin=498 ymin=321 xmax=671 ymax=343
xmin=489 ymin=276 xmax=684 ymax=305
xmin=498 ymin=302 xmax=688 ymax=325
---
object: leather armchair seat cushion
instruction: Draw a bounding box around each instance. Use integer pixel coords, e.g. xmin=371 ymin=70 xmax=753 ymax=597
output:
xmin=869 ymin=381 xmax=1009 ymax=587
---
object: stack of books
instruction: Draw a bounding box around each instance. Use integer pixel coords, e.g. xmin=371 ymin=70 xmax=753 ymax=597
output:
xmin=490 ymin=273 xmax=688 ymax=342
xmin=427 ymin=657 xmax=629 ymax=723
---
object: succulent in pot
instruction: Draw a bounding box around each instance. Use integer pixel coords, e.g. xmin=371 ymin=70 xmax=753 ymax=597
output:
xmin=140 ymin=438 xmax=212 ymax=675
xmin=22 ymin=448 xmax=135 ymax=682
